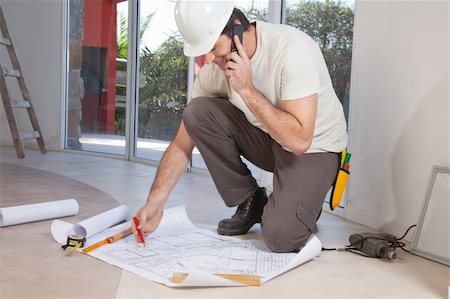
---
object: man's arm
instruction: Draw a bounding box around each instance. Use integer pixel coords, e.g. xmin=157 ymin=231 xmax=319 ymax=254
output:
xmin=133 ymin=121 xmax=194 ymax=236
xmin=225 ymin=35 xmax=317 ymax=154
xmin=239 ymin=88 xmax=317 ymax=155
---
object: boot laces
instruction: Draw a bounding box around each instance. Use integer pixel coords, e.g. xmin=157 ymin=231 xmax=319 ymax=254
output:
xmin=237 ymin=196 xmax=253 ymax=215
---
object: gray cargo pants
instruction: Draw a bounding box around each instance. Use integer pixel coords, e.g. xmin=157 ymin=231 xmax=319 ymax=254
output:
xmin=183 ymin=97 xmax=340 ymax=252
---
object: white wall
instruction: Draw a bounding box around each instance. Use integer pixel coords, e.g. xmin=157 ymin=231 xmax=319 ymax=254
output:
xmin=0 ymin=0 xmax=63 ymax=151
xmin=346 ymin=0 xmax=449 ymax=238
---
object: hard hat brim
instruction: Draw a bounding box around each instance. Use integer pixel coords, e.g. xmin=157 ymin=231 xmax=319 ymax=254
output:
xmin=183 ymin=29 xmax=222 ymax=57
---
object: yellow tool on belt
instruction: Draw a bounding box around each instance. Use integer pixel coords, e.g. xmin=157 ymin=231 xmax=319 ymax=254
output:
xmin=330 ymin=149 xmax=351 ymax=210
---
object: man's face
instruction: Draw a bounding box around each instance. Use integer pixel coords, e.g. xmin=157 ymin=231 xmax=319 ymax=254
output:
xmin=202 ymin=34 xmax=232 ymax=71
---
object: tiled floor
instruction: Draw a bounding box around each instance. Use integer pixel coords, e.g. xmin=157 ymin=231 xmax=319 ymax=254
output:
xmin=0 ymin=146 xmax=448 ymax=299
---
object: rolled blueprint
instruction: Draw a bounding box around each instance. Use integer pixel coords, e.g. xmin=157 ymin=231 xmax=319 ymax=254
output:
xmin=51 ymin=205 xmax=131 ymax=245
xmin=0 ymin=199 xmax=79 ymax=227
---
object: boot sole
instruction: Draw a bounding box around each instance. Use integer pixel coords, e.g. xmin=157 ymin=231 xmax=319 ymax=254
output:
xmin=217 ymin=224 xmax=256 ymax=236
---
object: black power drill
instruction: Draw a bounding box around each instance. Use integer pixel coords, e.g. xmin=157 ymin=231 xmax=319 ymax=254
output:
xmin=349 ymin=233 xmax=397 ymax=260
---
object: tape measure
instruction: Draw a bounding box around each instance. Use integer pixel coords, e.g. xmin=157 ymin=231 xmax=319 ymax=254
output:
xmin=62 ymin=234 xmax=86 ymax=254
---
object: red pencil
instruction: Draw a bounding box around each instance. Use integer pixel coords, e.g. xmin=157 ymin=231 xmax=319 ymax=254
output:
xmin=133 ymin=217 xmax=146 ymax=246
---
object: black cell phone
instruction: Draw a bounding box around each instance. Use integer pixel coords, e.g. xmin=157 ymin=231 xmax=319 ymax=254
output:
xmin=231 ymin=24 xmax=244 ymax=53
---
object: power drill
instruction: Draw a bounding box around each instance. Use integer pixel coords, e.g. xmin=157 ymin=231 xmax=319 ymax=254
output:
xmin=348 ymin=233 xmax=397 ymax=260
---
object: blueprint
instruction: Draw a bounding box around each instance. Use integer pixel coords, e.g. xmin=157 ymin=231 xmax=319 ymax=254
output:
xmin=85 ymin=206 xmax=322 ymax=287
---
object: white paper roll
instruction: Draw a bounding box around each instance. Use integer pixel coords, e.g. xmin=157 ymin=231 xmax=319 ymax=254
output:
xmin=51 ymin=205 xmax=131 ymax=245
xmin=0 ymin=199 xmax=79 ymax=227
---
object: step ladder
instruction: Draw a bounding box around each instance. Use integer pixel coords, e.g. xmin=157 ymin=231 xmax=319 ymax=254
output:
xmin=0 ymin=5 xmax=46 ymax=158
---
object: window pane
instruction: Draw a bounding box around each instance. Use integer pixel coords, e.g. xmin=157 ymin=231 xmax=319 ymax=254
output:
xmin=134 ymin=1 xmax=187 ymax=161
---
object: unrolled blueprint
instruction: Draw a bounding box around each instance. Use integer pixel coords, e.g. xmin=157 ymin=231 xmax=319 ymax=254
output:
xmin=85 ymin=205 xmax=322 ymax=287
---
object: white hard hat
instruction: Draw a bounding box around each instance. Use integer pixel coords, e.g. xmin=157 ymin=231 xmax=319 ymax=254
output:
xmin=174 ymin=0 xmax=235 ymax=57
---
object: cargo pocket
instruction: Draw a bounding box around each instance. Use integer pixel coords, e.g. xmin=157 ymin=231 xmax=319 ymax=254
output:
xmin=296 ymin=202 xmax=318 ymax=234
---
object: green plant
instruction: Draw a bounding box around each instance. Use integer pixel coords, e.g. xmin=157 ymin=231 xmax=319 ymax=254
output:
xmin=137 ymin=36 xmax=188 ymax=140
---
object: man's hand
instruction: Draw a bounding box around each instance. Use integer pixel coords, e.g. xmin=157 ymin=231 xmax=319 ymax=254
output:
xmin=225 ymin=35 xmax=253 ymax=95
xmin=132 ymin=202 xmax=164 ymax=241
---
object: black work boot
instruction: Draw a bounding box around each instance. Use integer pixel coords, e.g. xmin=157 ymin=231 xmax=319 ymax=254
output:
xmin=217 ymin=187 xmax=268 ymax=236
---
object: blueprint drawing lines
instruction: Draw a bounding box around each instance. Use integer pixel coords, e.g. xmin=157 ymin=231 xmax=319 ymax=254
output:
xmin=86 ymin=206 xmax=321 ymax=287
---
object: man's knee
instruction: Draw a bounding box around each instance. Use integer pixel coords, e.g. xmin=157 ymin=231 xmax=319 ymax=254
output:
xmin=261 ymin=223 xmax=311 ymax=253
xmin=182 ymin=97 xmax=210 ymax=127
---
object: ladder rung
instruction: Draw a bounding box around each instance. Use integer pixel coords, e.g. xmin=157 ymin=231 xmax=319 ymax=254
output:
xmin=3 ymin=67 xmax=21 ymax=77
xmin=0 ymin=36 xmax=11 ymax=46
xmin=20 ymin=131 xmax=40 ymax=140
xmin=11 ymin=100 xmax=30 ymax=108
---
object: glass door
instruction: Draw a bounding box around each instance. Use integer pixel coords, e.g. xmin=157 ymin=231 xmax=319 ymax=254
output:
xmin=134 ymin=1 xmax=187 ymax=161
xmin=66 ymin=0 xmax=128 ymax=155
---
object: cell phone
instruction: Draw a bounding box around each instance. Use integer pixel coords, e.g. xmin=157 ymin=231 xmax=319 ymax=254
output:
xmin=231 ymin=24 xmax=244 ymax=53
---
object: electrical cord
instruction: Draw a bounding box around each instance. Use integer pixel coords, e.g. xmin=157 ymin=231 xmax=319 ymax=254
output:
xmin=396 ymin=224 xmax=417 ymax=240
xmin=394 ymin=224 xmax=417 ymax=253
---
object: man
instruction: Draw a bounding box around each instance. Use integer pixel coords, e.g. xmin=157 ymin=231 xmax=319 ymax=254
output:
xmin=133 ymin=0 xmax=347 ymax=253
